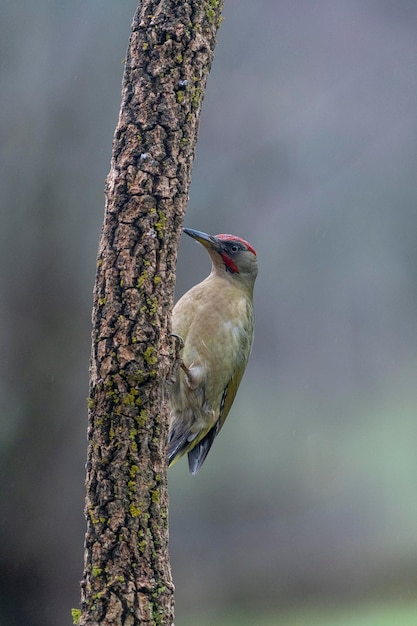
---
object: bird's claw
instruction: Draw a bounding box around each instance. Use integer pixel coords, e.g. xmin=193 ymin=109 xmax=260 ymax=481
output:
xmin=168 ymin=333 xmax=184 ymax=384
xmin=170 ymin=333 xmax=184 ymax=351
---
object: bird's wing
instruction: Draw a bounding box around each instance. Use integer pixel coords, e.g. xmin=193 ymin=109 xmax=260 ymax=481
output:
xmin=186 ymin=362 xmax=246 ymax=474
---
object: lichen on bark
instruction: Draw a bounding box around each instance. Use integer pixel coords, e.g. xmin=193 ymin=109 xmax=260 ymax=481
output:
xmin=78 ymin=2 xmax=224 ymax=625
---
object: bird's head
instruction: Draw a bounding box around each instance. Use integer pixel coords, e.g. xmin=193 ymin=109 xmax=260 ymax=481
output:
xmin=183 ymin=228 xmax=258 ymax=286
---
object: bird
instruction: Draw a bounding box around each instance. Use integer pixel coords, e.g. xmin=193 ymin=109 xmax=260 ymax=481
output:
xmin=168 ymin=227 xmax=258 ymax=474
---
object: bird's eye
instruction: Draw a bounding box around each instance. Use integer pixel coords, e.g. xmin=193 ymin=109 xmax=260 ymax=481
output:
xmin=230 ymin=244 xmax=240 ymax=254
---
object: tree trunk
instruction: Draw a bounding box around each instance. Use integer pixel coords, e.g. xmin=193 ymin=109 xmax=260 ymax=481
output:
xmin=77 ymin=2 xmax=224 ymax=625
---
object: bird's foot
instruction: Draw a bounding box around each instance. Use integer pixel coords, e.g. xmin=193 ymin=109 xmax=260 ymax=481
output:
xmin=170 ymin=333 xmax=184 ymax=351
xmin=168 ymin=333 xmax=184 ymax=384
xmin=181 ymin=362 xmax=202 ymax=390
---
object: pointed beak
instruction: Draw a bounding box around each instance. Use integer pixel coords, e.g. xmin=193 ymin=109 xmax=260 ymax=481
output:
xmin=183 ymin=228 xmax=221 ymax=252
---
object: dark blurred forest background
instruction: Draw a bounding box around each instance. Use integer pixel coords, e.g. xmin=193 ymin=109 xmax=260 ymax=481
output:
xmin=1 ymin=1 xmax=417 ymax=625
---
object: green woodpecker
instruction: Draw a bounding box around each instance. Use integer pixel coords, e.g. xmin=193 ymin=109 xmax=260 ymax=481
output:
xmin=169 ymin=228 xmax=258 ymax=474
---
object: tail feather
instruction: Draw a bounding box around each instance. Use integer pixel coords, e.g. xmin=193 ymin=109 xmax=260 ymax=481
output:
xmin=168 ymin=426 xmax=190 ymax=467
xmin=187 ymin=422 xmax=219 ymax=475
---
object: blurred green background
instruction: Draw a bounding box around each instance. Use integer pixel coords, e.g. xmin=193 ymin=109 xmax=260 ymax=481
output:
xmin=1 ymin=1 xmax=417 ymax=625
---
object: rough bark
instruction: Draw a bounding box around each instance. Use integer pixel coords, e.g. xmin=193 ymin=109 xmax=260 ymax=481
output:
xmin=78 ymin=2 xmax=224 ymax=625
